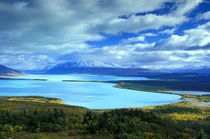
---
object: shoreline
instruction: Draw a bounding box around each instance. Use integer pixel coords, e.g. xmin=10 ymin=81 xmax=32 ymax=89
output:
xmin=114 ymin=83 xmax=210 ymax=102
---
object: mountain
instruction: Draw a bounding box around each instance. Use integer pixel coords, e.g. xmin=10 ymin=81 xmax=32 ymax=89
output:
xmin=22 ymin=65 xmax=55 ymax=74
xmin=0 ymin=65 xmax=24 ymax=77
xmin=46 ymin=62 xmax=157 ymax=76
xmin=188 ymin=67 xmax=210 ymax=74
xmin=46 ymin=61 xmax=210 ymax=77
xmin=166 ymin=66 xmax=210 ymax=74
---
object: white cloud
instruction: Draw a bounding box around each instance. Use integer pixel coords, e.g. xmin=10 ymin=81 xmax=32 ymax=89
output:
xmin=104 ymin=14 xmax=187 ymax=34
xmin=0 ymin=54 xmax=55 ymax=70
xmin=155 ymin=22 xmax=210 ymax=50
xmin=121 ymin=33 xmax=158 ymax=44
xmin=159 ymin=28 xmax=176 ymax=34
xmin=173 ymin=0 xmax=203 ymax=16
xmin=198 ymin=11 xmax=210 ymax=20
xmin=121 ymin=36 xmax=145 ymax=44
xmin=141 ymin=33 xmax=157 ymax=37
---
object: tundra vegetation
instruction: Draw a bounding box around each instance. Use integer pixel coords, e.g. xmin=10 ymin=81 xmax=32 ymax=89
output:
xmin=0 ymin=96 xmax=209 ymax=139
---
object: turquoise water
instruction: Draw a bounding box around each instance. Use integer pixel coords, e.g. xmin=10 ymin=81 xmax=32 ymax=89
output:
xmin=10 ymin=74 xmax=150 ymax=81
xmin=0 ymin=74 xmax=181 ymax=109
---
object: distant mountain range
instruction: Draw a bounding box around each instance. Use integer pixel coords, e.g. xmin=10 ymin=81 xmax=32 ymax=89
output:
xmin=166 ymin=66 xmax=210 ymax=74
xmin=0 ymin=65 xmax=24 ymax=77
xmin=45 ymin=61 xmax=210 ymax=76
xmin=1 ymin=62 xmax=210 ymax=77
xmin=46 ymin=62 xmax=161 ymax=76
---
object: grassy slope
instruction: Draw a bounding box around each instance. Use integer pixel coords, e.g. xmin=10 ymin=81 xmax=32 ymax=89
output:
xmin=0 ymin=97 xmax=88 ymax=113
xmin=0 ymin=96 xmax=63 ymax=104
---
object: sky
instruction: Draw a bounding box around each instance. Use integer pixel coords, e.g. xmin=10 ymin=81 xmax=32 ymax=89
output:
xmin=0 ymin=0 xmax=210 ymax=70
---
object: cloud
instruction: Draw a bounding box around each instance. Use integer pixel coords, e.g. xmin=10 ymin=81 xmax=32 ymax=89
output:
xmin=173 ymin=0 xmax=203 ymax=16
xmin=198 ymin=11 xmax=210 ymax=20
xmin=59 ymin=46 xmax=210 ymax=69
xmin=58 ymin=22 xmax=210 ymax=69
xmin=103 ymin=14 xmax=187 ymax=34
xmin=121 ymin=33 xmax=158 ymax=44
xmin=0 ymin=54 xmax=55 ymax=70
xmin=0 ymin=0 xmax=208 ymax=70
xmin=154 ymin=22 xmax=210 ymax=50
xmin=0 ymin=0 xmax=189 ymax=56
xmin=159 ymin=28 xmax=176 ymax=34
xmin=121 ymin=36 xmax=145 ymax=44
xmin=141 ymin=33 xmax=157 ymax=37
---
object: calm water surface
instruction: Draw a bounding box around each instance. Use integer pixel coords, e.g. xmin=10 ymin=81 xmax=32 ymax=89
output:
xmin=11 ymin=74 xmax=150 ymax=81
xmin=0 ymin=74 xmax=181 ymax=109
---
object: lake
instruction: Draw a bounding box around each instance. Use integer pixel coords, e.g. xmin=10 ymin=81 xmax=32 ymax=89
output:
xmin=0 ymin=74 xmax=181 ymax=109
